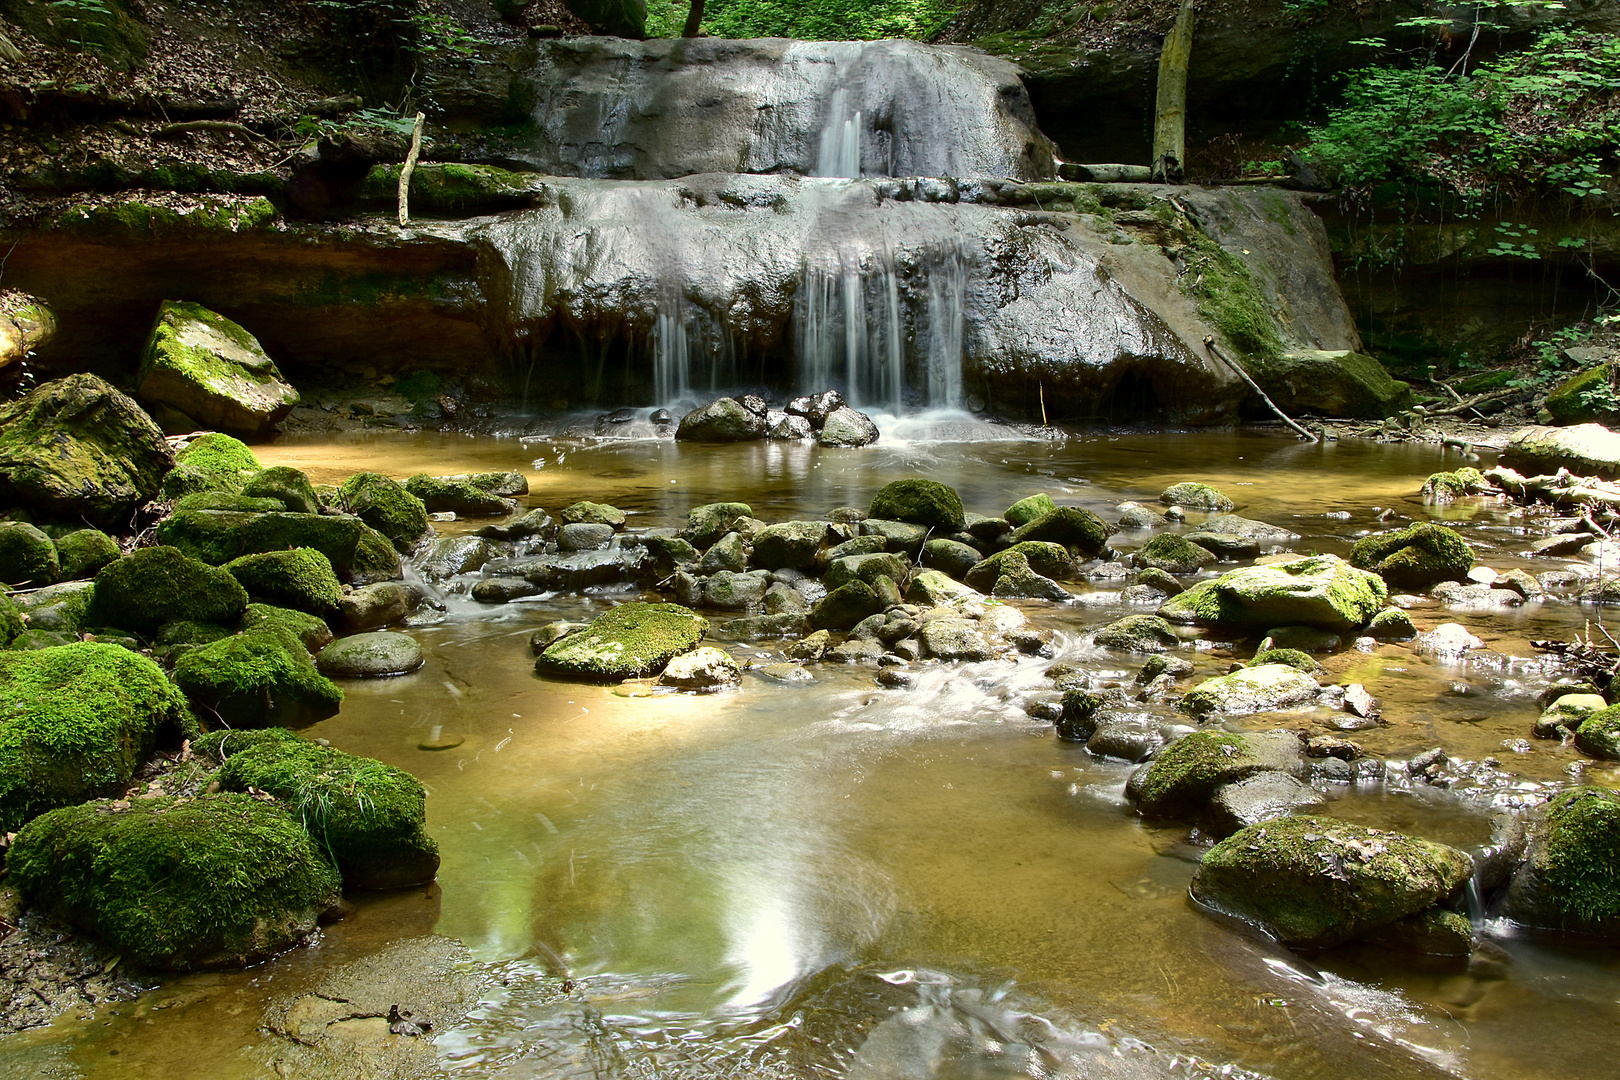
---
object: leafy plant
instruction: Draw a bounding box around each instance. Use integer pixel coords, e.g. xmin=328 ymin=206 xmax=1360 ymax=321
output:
xmin=644 ymin=0 xmax=961 ymax=39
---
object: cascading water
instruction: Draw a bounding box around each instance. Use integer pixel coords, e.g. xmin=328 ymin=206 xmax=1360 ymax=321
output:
xmin=651 ymin=304 xmax=691 ymax=406
xmin=815 ymin=88 xmax=863 ymax=179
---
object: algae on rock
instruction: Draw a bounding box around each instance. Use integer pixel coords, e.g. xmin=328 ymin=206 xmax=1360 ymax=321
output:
xmin=536 ymin=602 xmax=708 ymax=680
xmin=90 ymin=545 xmax=249 ymax=633
xmin=137 ymin=301 xmax=300 ymax=439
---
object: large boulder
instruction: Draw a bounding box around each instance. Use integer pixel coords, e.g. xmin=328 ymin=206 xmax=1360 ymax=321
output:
xmin=818 ymin=407 xmax=880 ymax=447
xmin=1243 ymin=350 xmax=1410 ymax=419
xmin=216 ymin=736 xmax=439 ymax=889
xmin=1007 ymin=506 xmax=1111 ymax=556
xmin=240 ymin=466 xmax=321 ymax=515
xmin=160 ymin=431 xmax=260 ymax=499
xmin=0 ymin=374 xmax=173 ymax=528
xmin=1179 ymin=663 xmax=1321 ymax=717
xmin=156 ymin=510 xmax=400 ymax=584
xmin=172 ymin=625 xmax=344 ymax=728
xmin=224 ymin=548 xmax=343 ymax=617
xmin=90 ymin=545 xmax=249 ymax=633
xmin=1159 ymin=555 xmax=1387 ymax=633
xmin=337 ymin=472 xmax=430 ymax=550
xmin=0 ymin=520 xmax=58 ymax=586
xmin=1501 ymin=424 xmax=1620 ymax=479
xmin=536 ymin=602 xmax=707 ymax=680
xmin=868 ymin=479 xmax=965 ymax=531
xmin=0 ymin=643 xmax=193 ymax=833
xmin=1130 ymin=729 xmax=1306 ymax=820
xmin=1161 ymin=482 xmax=1234 ymax=511
xmin=9 ymin=793 xmax=340 ymax=970
xmin=1497 ymin=787 xmax=1620 ymax=939
xmin=675 ymin=398 xmax=767 ymax=442
xmin=1191 ymin=816 xmax=1474 ymax=949
xmin=137 ymin=301 xmax=300 ymax=438
xmin=317 ymin=631 xmax=424 ymax=677
xmin=1349 ymin=522 xmax=1475 ymax=590
xmin=403 ymin=474 xmax=515 ymax=516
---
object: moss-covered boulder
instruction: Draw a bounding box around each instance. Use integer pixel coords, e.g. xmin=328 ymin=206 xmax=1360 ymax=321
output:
xmin=1093 ymin=614 xmax=1179 ymax=652
xmin=224 ymin=548 xmax=343 ymax=617
xmin=241 ymin=466 xmax=322 ymax=515
xmin=54 ymin=528 xmax=120 ymax=580
xmin=0 ymin=374 xmax=173 ymax=528
xmin=1160 ymin=482 xmax=1234 ymax=512
xmin=1159 ymin=555 xmax=1387 ymax=633
xmin=0 ymin=643 xmax=193 ymax=832
xmin=1498 ymin=787 xmax=1620 ymax=939
xmin=536 ymin=602 xmax=708 ymax=681
xmin=337 ymin=472 xmax=430 ymax=551
xmin=920 ymin=538 xmax=982 ymax=580
xmin=238 ymin=603 xmax=333 ymax=653
xmin=404 ymin=474 xmax=514 ymax=516
xmin=1349 ymin=522 xmax=1475 ymax=590
xmin=1006 ymin=506 xmax=1111 ymax=556
xmin=1191 ymin=816 xmax=1473 ymax=949
xmin=172 ymin=626 xmax=343 ymax=728
xmin=675 ymin=398 xmax=768 ymax=442
xmin=0 ymin=520 xmax=57 ymax=586
xmin=964 ymin=541 xmax=1075 ymax=590
xmin=90 ymin=546 xmax=248 ymax=633
xmin=1179 ymin=663 xmax=1320 ymax=718
xmin=218 ymin=739 xmax=438 ymax=889
xmin=156 ymin=510 xmax=400 ymax=584
xmin=174 ymin=491 xmax=285 ymax=514
xmin=560 ymin=500 xmax=627 ymax=527
xmin=1500 ymin=424 xmax=1620 ymax=480
xmin=1366 ymin=608 xmax=1417 ymax=641
xmin=14 ymin=580 xmax=95 ymax=635
xmin=1130 ymin=730 xmax=1306 ymax=820
xmin=1250 ymin=648 xmax=1326 ymax=676
xmin=0 ymin=593 xmax=24 ymax=647
xmin=1004 ymin=493 xmax=1057 ymax=528
xmin=683 ymin=502 xmax=754 ymax=547
xmin=1545 ymin=365 xmax=1620 ymax=426
xmin=868 ymin=479 xmax=965 ymax=531
xmin=824 ymin=552 xmax=911 ymax=591
xmin=1135 ymin=534 xmax=1216 ymax=575
xmin=1421 ymin=467 xmax=1491 ymax=503
xmin=1574 ymin=703 xmax=1620 ymax=760
xmin=137 ymin=301 xmax=300 ymax=439
xmin=160 ymin=432 xmax=261 ymax=499
xmin=1244 ymin=351 xmax=1411 ymax=420
xmin=9 ymin=794 xmax=340 ymax=970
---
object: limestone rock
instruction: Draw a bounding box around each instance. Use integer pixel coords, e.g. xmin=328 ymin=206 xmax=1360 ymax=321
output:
xmin=676 ymin=398 xmax=767 ymax=442
xmin=317 ymin=631 xmax=425 ymax=677
xmin=1179 ymin=663 xmax=1320 ymax=718
xmin=1159 ymin=555 xmax=1387 ymax=632
xmin=137 ymin=301 xmax=299 ymax=439
xmin=658 ymin=646 xmax=741 ymax=690
xmin=818 ymin=406 xmax=880 ymax=446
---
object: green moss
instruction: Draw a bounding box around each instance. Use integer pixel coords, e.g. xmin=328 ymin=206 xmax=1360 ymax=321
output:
xmin=538 ymin=602 xmax=708 ymax=680
xmin=174 ymin=491 xmax=285 ymax=514
xmin=217 ymin=740 xmax=439 ymax=889
xmin=1161 ymin=482 xmax=1235 ymax=511
xmin=0 ymin=643 xmax=193 ymax=832
xmin=1182 ymin=231 xmax=1284 ymax=361
xmin=1006 ymin=506 xmax=1111 ymax=556
xmin=337 ymin=472 xmax=430 ymax=551
xmin=0 ymin=521 xmax=59 ymax=586
xmin=1134 ymin=731 xmax=1258 ymax=817
xmin=1003 ymin=493 xmax=1057 ymax=527
xmin=1575 ymin=704 xmax=1620 ymax=760
xmin=965 ymin=542 xmax=1073 ymax=590
xmin=90 ymin=546 xmax=249 ymax=633
xmin=403 ymin=474 xmax=512 ymax=516
xmin=1421 ymin=467 xmax=1490 ymax=502
xmin=167 ymin=433 xmax=261 ymax=497
xmin=868 ymin=478 xmax=966 ymax=530
xmin=0 ymin=594 xmax=24 ymax=647
xmin=1159 ymin=555 xmax=1387 ymax=632
xmin=1056 ymin=689 xmax=1104 ymax=741
xmin=1536 ymin=787 xmax=1620 ymax=925
xmin=191 ymin=725 xmax=302 ymax=764
xmin=1350 ymin=522 xmax=1475 ymax=589
xmin=560 ymin=500 xmax=627 ymax=527
xmin=153 ymin=620 xmax=235 ymax=646
xmin=224 ymin=548 xmax=342 ymax=616
xmin=153 ymin=508 xmax=261 ymax=564
xmin=239 ymin=467 xmax=321 ymax=515
xmin=9 ymin=794 xmax=340 ymax=970
xmin=1251 ymin=647 xmax=1326 ymax=675
xmin=1136 ymin=534 xmax=1216 ymax=575
xmin=55 ymin=196 xmax=277 ymax=239
xmin=358 ymin=162 xmax=540 ymax=212
xmin=172 ymin=626 xmax=343 ymax=729
xmin=238 ymin=603 xmax=334 ymax=654
xmin=157 ymin=510 xmax=400 ymax=582
xmin=54 ymin=529 xmax=120 ymax=580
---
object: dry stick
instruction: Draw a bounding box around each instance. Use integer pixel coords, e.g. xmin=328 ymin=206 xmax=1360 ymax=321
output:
xmin=153 ymin=120 xmax=263 ymax=142
xmin=397 ymin=112 xmax=426 ymax=228
xmin=1203 ymin=336 xmax=1317 ymax=442
xmin=1039 ymin=381 xmax=1048 ymax=426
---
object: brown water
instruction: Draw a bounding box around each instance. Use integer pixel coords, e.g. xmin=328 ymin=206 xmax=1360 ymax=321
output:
xmin=5 ymin=424 xmax=1620 ymax=1080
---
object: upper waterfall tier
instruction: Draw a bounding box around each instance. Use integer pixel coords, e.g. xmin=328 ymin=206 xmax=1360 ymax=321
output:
xmin=504 ymin=38 xmax=1057 ymax=182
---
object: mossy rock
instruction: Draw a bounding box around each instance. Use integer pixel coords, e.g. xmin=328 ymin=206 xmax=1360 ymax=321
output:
xmin=241 ymin=466 xmax=321 ymax=515
xmin=1004 ymin=493 xmax=1057 ymax=528
xmin=560 ymin=500 xmax=627 ymax=527
xmin=1006 ymin=506 xmax=1111 ymax=556
xmin=868 ymin=478 xmax=965 ymax=531
xmin=0 ymin=643 xmax=194 ymax=833
xmin=1545 ymin=364 xmax=1620 ymax=426
xmin=808 ymin=580 xmax=884 ymax=631
xmin=191 ymin=725 xmax=303 ymax=764
xmin=1135 ymin=534 xmax=1215 ymax=575
xmin=90 ymin=546 xmax=248 ymax=633
xmin=1243 ymin=351 xmax=1411 ymax=420
xmin=1575 ymin=704 xmax=1620 ymax=760
xmin=153 ymin=619 xmax=235 ymax=646
xmin=137 ymin=302 xmax=299 ymax=440
xmin=337 ymin=472 xmax=430 ymax=551
xmin=1500 ymin=787 xmax=1620 ymax=938
xmin=9 ymin=794 xmax=340 ymax=971
xmin=0 ymin=593 xmax=24 ymax=647
xmin=964 ymin=541 xmax=1075 ymax=590
xmin=683 ymin=502 xmax=754 ymax=548
xmin=55 ymin=196 xmax=277 ymax=239
xmin=1190 ymin=816 xmax=1473 ymax=949
xmin=1160 ymin=482 xmax=1234 ymax=512
xmin=919 ymin=538 xmax=982 ymax=580
xmin=224 ymin=548 xmax=342 ymax=617
xmin=238 ymin=603 xmax=334 ymax=654
xmin=172 ymin=626 xmax=343 ymax=729
xmin=751 ymin=520 xmax=832 ymax=570
xmin=1366 ymin=608 xmax=1417 ymax=641
xmin=403 ymin=474 xmax=513 ymax=516
xmin=15 ymin=580 xmax=96 ymax=635
xmin=174 ymin=491 xmax=286 ymax=514
xmin=1132 ymin=730 xmax=1304 ymax=820
xmin=54 ymin=528 xmax=120 ymax=580
xmin=1179 ymin=663 xmax=1320 ymax=718
xmin=1349 ymin=522 xmax=1475 ymax=590
xmin=0 ymin=374 xmax=173 ymax=529
xmin=173 ymin=432 xmax=261 ymax=486
xmin=358 ymin=161 xmax=543 ymax=213
xmin=156 ymin=510 xmax=400 ymax=584
xmin=218 ymin=739 xmax=439 ymax=889
xmin=1056 ymin=689 xmax=1104 ymax=741
xmin=1159 ymin=555 xmax=1387 ymax=633
xmin=0 ymin=521 xmax=58 ymax=586
xmin=536 ymin=602 xmax=708 ymax=681
xmin=1250 ymin=647 xmax=1326 ymax=675
xmin=1421 ymin=467 xmax=1490 ymax=503
xmin=1093 ymin=614 xmax=1179 ymax=653
xmin=824 ymin=552 xmax=911 ymax=591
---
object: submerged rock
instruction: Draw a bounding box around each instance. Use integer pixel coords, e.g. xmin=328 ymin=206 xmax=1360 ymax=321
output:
xmin=1191 ymin=816 xmax=1473 ymax=949
xmin=9 ymin=793 xmax=340 ymax=971
xmin=317 ymin=631 xmax=424 ymax=678
xmin=137 ymin=301 xmax=299 ymax=439
xmin=1159 ymin=555 xmax=1387 ymax=633
xmin=536 ymin=602 xmax=708 ymax=680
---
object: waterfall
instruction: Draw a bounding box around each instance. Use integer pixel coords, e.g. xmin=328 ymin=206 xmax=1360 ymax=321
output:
xmin=815 ymin=88 xmax=863 ymax=179
xmin=651 ymin=306 xmax=691 ymax=407
xmin=924 ymin=247 xmax=966 ymax=410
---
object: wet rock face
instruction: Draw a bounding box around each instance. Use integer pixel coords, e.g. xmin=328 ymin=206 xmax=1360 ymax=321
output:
xmin=1158 ymin=555 xmax=1387 ymax=633
xmin=1496 ymin=787 xmax=1620 ymax=939
xmin=1501 ymin=424 xmax=1620 ymax=479
xmin=503 ymin=38 xmax=1055 ymax=182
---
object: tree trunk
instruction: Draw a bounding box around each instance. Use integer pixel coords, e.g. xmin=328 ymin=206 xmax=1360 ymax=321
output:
xmin=682 ymin=0 xmax=704 ymax=37
xmin=1151 ymin=0 xmax=1196 ymax=183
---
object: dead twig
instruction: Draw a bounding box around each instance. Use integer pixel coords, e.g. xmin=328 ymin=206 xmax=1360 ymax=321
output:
xmin=1203 ymin=336 xmax=1317 ymax=442
xmin=153 ymin=120 xmax=263 ymax=142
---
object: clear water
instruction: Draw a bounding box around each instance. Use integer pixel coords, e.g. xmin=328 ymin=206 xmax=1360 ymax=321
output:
xmin=6 ymin=426 xmax=1619 ymax=1080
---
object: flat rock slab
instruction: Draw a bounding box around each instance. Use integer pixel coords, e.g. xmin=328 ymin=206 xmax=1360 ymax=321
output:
xmin=318 ymin=631 xmax=425 ymax=677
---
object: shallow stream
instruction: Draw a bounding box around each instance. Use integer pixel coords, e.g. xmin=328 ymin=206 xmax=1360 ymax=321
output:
xmin=5 ymin=422 xmax=1618 ymax=1080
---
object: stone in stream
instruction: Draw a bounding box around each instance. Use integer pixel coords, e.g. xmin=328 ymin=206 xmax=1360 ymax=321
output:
xmin=471 ymin=577 xmax=544 ymax=603
xmin=675 ymin=398 xmax=768 ymax=442
xmin=1349 ymin=522 xmax=1475 ymax=590
xmin=1422 ymin=467 xmax=1491 ymax=502
xmin=698 ymin=531 xmax=749 ymax=572
xmin=1160 ymin=482 xmax=1235 ymax=512
xmin=418 ymin=535 xmax=495 ymax=580
xmin=988 ymin=551 xmax=1070 ymax=601
xmin=1093 ymin=614 xmax=1179 ymax=653
xmin=1241 ymin=350 xmax=1412 ymax=420
xmin=1085 ymin=720 xmax=1163 ymax=763
xmin=90 ymin=545 xmax=248 ymax=632
xmin=536 ymin=602 xmax=708 ymax=681
xmin=558 ymin=521 xmax=615 ymax=552
xmin=1158 ymin=555 xmax=1387 ymax=633
xmin=1536 ymin=694 xmax=1606 ymax=739
xmin=1116 ymin=501 xmax=1169 ymax=529
xmin=317 ymin=631 xmax=424 ymax=677
xmin=809 ymin=580 xmax=884 ymax=631
xmin=1136 ymin=654 xmax=1195 ymax=683
xmin=1256 ymin=625 xmax=1341 ymax=653
xmin=1006 ymin=506 xmax=1112 ymax=557
xmin=0 ymin=374 xmax=174 ymax=529
xmin=477 ymin=507 xmax=554 ymax=541
xmin=718 ymin=613 xmax=811 ymax=640
xmin=1495 ymin=787 xmax=1620 ymax=940
xmin=1005 ymin=493 xmax=1058 ymax=527
xmin=339 ymin=581 xmax=414 ymax=632
xmin=172 ymin=625 xmax=343 ymax=728
xmin=1206 ymin=771 xmax=1325 ymax=837
xmin=704 ymin=570 xmax=769 ymax=609
xmin=860 ymin=518 xmax=930 ymax=556
xmin=1136 ymin=566 xmax=1183 ymax=596
xmin=240 ymin=602 xmax=334 ymax=653
xmin=404 ymin=474 xmax=516 ymax=516
xmin=1190 ymin=816 xmax=1473 ymax=949
xmin=818 ymin=406 xmax=880 ymax=446
xmin=1055 ymin=689 xmax=1106 ymax=742
xmin=1179 ymin=663 xmax=1321 ymax=718
xmin=1500 ymin=423 xmax=1620 ymax=480
xmin=437 ymin=470 xmax=528 ymax=497
xmin=750 ymin=520 xmax=831 ymax=570
xmin=904 ymin=569 xmax=979 ymax=607
xmin=136 ymin=301 xmax=300 ymax=438
xmin=225 ymin=547 xmax=343 ymax=617
xmin=965 ymin=542 xmax=1075 ymax=590
xmin=768 ymin=413 xmax=814 ymax=440
xmin=560 ymin=500 xmax=626 ymax=527
xmin=658 ymin=646 xmax=741 ymax=690
xmin=825 ymin=552 xmax=911 ymax=591
xmin=683 ymin=502 xmax=754 ymax=547
xmin=1134 ymin=534 xmax=1215 ymax=575
xmin=240 ymin=466 xmax=322 ymax=516
xmin=0 ymin=520 xmax=57 ymax=586
xmin=786 ymin=390 xmax=844 ymax=427
xmin=337 ymin=471 xmax=431 ymax=551
xmin=1200 ymin=513 xmax=1301 ymax=542
xmin=1365 ymin=608 xmax=1416 ymax=641
xmin=1129 ymin=730 xmax=1307 ymax=820
xmin=918 ymin=618 xmax=992 ymax=661
xmin=1182 ymin=531 xmax=1259 ymax=560
xmin=7 ymin=793 xmax=339 ymax=971
xmin=215 ymin=733 xmax=439 ymax=890
xmin=868 ymin=478 xmax=965 ymax=531
xmin=920 ymin=538 xmax=981 ymax=580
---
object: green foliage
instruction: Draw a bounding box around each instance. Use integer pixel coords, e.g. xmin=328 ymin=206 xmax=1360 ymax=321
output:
xmin=1303 ymin=30 xmax=1620 ymax=202
xmin=645 ymin=0 xmax=961 ymax=39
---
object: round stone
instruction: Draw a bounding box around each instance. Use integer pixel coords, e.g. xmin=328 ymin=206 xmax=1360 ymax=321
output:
xmin=316 ymin=631 xmax=425 ymax=678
